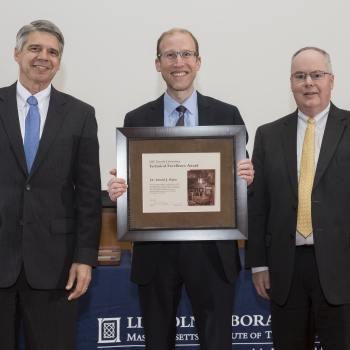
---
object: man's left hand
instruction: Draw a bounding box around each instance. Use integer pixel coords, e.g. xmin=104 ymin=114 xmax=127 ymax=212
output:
xmin=237 ymin=158 xmax=254 ymax=186
xmin=66 ymin=263 xmax=92 ymax=300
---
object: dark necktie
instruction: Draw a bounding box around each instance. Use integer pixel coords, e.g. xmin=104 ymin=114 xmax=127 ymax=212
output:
xmin=175 ymin=105 xmax=187 ymax=126
xmin=24 ymin=96 xmax=41 ymax=172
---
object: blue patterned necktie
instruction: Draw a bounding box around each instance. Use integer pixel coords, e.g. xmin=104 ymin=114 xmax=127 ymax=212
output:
xmin=24 ymin=96 xmax=41 ymax=172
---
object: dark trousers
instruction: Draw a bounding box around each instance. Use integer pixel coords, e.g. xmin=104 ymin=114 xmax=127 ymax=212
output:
xmin=138 ymin=242 xmax=236 ymax=350
xmin=271 ymin=245 xmax=350 ymax=350
xmin=0 ymin=267 xmax=78 ymax=350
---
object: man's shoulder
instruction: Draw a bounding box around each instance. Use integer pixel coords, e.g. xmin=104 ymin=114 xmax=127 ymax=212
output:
xmin=0 ymin=85 xmax=12 ymax=93
xmin=337 ymin=107 xmax=350 ymax=115
xmin=123 ymin=92 xmax=243 ymax=127
xmin=125 ymin=92 xmax=240 ymax=116
xmin=126 ymin=95 xmax=163 ymax=116
xmin=0 ymin=83 xmax=94 ymax=113
xmin=0 ymin=83 xmax=16 ymax=99
xmin=124 ymin=95 xmax=164 ymax=127
xmin=197 ymin=92 xmax=239 ymax=112
xmin=51 ymin=87 xmax=94 ymax=112
xmin=331 ymin=103 xmax=350 ymax=118
xmin=196 ymin=92 xmax=245 ymax=127
xmin=258 ymin=111 xmax=296 ymax=132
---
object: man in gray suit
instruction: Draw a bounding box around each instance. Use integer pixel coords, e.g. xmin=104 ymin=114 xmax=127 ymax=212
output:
xmin=0 ymin=20 xmax=101 ymax=350
xmin=246 ymin=47 xmax=350 ymax=349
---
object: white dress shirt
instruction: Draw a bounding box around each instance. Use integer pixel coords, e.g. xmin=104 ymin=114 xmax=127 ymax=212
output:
xmin=252 ymin=104 xmax=330 ymax=273
xmin=16 ymin=80 xmax=51 ymax=141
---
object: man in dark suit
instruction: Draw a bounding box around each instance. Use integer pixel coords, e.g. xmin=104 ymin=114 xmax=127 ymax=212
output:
xmin=246 ymin=47 xmax=350 ymax=349
xmin=107 ymin=28 xmax=254 ymax=350
xmin=0 ymin=20 xmax=101 ymax=350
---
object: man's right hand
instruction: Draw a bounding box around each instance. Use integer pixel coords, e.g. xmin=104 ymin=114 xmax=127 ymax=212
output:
xmin=107 ymin=169 xmax=128 ymax=201
xmin=252 ymin=270 xmax=270 ymax=300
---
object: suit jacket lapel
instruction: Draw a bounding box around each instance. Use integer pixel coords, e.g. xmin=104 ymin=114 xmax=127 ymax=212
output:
xmin=313 ymin=103 xmax=346 ymax=189
xmin=29 ymin=87 xmax=67 ymax=178
xmin=197 ymin=92 xmax=215 ymax=126
xmin=281 ymin=111 xmax=298 ymax=197
xmin=146 ymin=94 xmax=165 ymax=126
xmin=0 ymin=82 xmax=28 ymax=175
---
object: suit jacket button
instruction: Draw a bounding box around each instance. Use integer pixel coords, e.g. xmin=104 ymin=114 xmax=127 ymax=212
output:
xmin=290 ymin=232 xmax=294 ymax=237
xmin=20 ymin=220 xmax=24 ymax=226
xmin=26 ymin=184 xmax=31 ymax=191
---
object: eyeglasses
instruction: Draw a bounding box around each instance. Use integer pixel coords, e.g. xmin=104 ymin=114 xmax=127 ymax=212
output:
xmin=291 ymin=70 xmax=332 ymax=83
xmin=157 ymin=50 xmax=199 ymax=61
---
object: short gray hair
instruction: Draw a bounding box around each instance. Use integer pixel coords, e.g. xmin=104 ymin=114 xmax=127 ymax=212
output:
xmin=291 ymin=46 xmax=333 ymax=74
xmin=16 ymin=20 xmax=64 ymax=58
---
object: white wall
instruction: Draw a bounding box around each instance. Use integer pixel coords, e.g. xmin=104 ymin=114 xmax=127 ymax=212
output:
xmin=2 ymin=0 xmax=350 ymax=188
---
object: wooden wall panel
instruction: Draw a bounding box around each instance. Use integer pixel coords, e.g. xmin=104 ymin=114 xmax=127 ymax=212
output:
xmin=100 ymin=207 xmax=131 ymax=250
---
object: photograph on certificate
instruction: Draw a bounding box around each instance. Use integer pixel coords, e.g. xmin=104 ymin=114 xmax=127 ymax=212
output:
xmin=142 ymin=152 xmax=221 ymax=213
xmin=187 ymin=169 xmax=215 ymax=207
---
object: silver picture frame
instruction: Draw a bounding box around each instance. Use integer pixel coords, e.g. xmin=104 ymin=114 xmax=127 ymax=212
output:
xmin=116 ymin=125 xmax=247 ymax=241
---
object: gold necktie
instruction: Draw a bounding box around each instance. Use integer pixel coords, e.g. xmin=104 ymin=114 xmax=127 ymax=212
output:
xmin=297 ymin=117 xmax=316 ymax=238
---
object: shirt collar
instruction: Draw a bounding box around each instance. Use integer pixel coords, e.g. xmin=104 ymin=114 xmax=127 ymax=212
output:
xmin=298 ymin=103 xmax=330 ymax=129
xmin=16 ymin=80 xmax=51 ymax=111
xmin=164 ymin=89 xmax=197 ymax=116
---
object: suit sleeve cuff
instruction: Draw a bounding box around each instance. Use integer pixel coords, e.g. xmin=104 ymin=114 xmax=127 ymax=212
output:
xmin=252 ymin=266 xmax=269 ymax=273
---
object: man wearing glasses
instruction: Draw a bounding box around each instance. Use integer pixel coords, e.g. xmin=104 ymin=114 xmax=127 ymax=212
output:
xmin=246 ymin=47 xmax=350 ymax=349
xmin=107 ymin=28 xmax=254 ymax=350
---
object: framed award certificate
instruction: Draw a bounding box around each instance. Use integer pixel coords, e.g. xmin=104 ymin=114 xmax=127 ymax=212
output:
xmin=116 ymin=125 xmax=247 ymax=241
